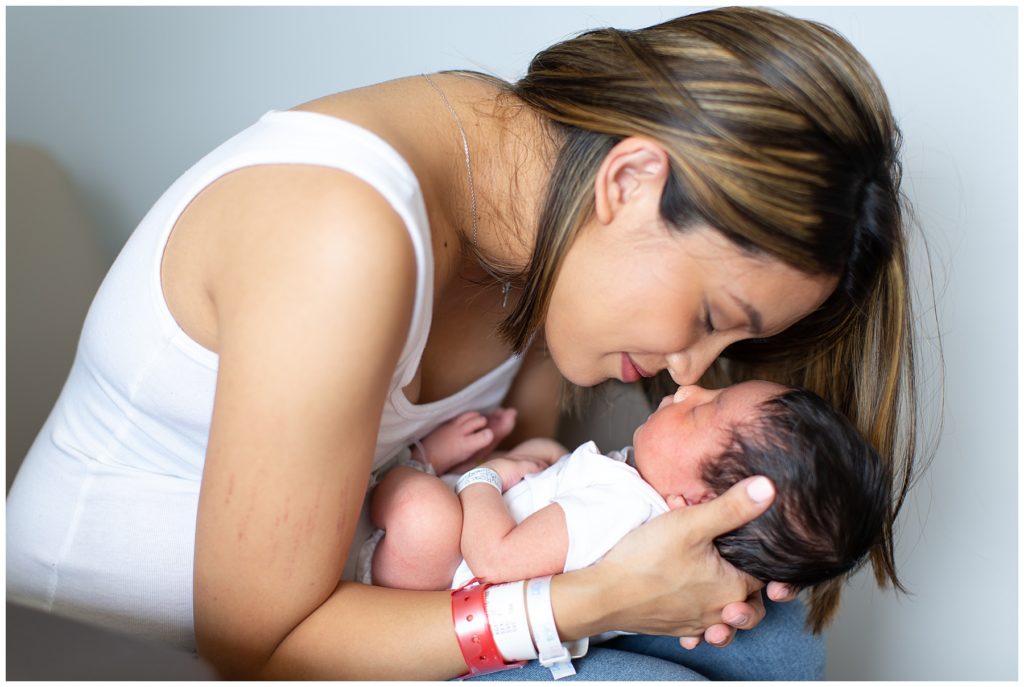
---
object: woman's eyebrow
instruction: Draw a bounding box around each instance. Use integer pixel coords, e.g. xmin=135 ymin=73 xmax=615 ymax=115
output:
xmin=728 ymin=292 xmax=764 ymax=335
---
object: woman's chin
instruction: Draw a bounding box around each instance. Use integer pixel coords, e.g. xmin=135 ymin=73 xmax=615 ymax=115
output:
xmin=548 ymin=358 xmax=600 ymax=387
xmin=547 ymin=350 xmax=618 ymax=388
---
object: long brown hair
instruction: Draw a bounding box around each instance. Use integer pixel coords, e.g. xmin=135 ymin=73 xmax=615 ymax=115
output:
xmin=488 ymin=6 xmax=922 ymax=628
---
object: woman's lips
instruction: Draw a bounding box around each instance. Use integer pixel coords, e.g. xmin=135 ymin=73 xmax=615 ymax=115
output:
xmin=621 ymin=353 xmax=653 ymax=383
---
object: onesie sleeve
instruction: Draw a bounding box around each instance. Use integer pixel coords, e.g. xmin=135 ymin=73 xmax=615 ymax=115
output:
xmin=553 ymin=483 xmax=659 ymax=572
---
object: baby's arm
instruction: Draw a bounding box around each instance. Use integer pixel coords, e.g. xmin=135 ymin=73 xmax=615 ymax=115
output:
xmin=457 ymin=456 xmax=570 ymax=584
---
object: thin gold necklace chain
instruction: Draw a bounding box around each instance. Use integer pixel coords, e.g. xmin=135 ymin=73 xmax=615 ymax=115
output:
xmin=421 ymin=73 xmax=479 ymax=249
xmin=421 ymin=73 xmax=511 ymax=308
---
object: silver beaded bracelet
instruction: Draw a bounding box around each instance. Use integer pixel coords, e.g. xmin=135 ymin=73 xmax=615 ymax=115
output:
xmin=455 ymin=467 xmax=503 ymax=495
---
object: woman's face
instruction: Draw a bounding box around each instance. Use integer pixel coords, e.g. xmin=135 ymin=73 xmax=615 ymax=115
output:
xmin=544 ymin=214 xmax=837 ymax=388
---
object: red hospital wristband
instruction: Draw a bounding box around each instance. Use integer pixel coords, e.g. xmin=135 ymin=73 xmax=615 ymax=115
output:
xmin=451 ymin=578 xmax=527 ymax=679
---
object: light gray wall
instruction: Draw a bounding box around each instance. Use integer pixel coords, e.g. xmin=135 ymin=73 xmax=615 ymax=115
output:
xmin=6 ymin=5 xmax=1017 ymax=680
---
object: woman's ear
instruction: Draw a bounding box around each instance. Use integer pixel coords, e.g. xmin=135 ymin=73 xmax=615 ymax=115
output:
xmin=593 ymin=137 xmax=670 ymax=225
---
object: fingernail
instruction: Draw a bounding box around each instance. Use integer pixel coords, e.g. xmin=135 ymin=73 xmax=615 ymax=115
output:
xmin=726 ymin=614 xmax=749 ymax=626
xmin=773 ymin=584 xmax=793 ymax=601
xmin=747 ymin=477 xmax=774 ymax=503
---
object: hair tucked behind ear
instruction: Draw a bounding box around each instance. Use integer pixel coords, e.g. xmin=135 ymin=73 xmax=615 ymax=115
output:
xmin=485 ymin=6 xmax=927 ymax=621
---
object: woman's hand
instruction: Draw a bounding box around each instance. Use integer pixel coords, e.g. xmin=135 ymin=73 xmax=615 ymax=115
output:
xmin=679 ymin=580 xmax=800 ymax=649
xmin=665 ymin=493 xmax=800 ymax=650
xmin=583 ymin=476 xmax=777 ymax=641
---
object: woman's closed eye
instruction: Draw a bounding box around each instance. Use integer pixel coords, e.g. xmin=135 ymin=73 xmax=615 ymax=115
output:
xmin=702 ymin=302 xmax=716 ymax=334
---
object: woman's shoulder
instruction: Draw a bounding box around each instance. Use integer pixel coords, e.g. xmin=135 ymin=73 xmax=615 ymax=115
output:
xmin=161 ymin=154 xmax=419 ymax=356
xmin=195 ymin=164 xmax=417 ymax=327
xmin=187 ymin=159 xmax=411 ymax=256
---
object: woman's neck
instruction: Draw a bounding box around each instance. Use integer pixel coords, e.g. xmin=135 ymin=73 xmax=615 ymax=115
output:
xmin=426 ymin=73 xmax=559 ymax=281
xmin=293 ymin=73 xmax=559 ymax=297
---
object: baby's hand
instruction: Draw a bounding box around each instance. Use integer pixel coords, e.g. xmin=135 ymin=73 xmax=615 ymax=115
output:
xmin=480 ymin=456 xmax=548 ymax=492
xmin=420 ymin=408 xmax=517 ymax=475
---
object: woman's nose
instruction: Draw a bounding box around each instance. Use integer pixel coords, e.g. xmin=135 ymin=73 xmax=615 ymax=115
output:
xmin=665 ymin=338 xmax=731 ymax=386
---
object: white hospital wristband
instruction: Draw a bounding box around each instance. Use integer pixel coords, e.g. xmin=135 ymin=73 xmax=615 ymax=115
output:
xmin=526 ymin=576 xmax=588 ymax=679
xmin=455 ymin=467 xmax=503 ymax=495
xmin=485 ymin=581 xmax=538 ymax=661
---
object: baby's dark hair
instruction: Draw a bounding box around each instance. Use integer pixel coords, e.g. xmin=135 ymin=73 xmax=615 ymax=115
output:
xmin=702 ymin=387 xmax=894 ymax=632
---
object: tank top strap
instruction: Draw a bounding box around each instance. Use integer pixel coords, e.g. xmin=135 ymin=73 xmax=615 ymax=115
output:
xmin=252 ymin=110 xmax=434 ymax=391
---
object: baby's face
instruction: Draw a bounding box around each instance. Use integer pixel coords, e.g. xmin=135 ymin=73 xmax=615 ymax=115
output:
xmin=632 ymin=380 xmax=786 ymax=505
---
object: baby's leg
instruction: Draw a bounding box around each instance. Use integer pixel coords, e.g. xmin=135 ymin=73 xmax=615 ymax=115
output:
xmin=368 ymin=466 xmax=463 ymax=590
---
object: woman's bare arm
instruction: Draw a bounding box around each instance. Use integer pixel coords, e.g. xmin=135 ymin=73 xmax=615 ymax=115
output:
xmin=192 ymin=166 xmax=466 ymax=679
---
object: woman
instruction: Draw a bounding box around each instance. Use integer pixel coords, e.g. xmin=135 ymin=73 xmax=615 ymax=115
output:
xmin=7 ymin=7 xmax=916 ymax=680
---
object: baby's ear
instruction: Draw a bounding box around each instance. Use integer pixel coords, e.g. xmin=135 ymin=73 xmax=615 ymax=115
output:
xmin=693 ymin=488 xmax=717 ymax=506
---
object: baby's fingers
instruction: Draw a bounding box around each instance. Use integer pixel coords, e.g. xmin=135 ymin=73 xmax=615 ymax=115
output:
xmin=513 ymin=460 xmax=546 ymax=479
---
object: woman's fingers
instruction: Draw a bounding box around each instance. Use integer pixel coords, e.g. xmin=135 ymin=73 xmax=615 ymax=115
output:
xmin=724 ymin=589 xmax=765 ymax=626
xmin=687 ymin=481 xmax=772 ymax=649
xmin=703 ymin=588 xmax=767 ymax=647
xmin=766 ymin=581 xmax=797 ymax=602
xmin=703 ymin=623 xmax=735 ymax=647
xmin=683 ymin=591 xmax=765 ymax=650
xmin=684 ymin=476 xmax=775 ymax=541
xmin=590 ymin=477 xmax=775 ymax=639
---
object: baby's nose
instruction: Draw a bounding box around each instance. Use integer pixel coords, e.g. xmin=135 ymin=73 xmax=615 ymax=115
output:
xmin=673 ymin=385 xmax=706 ymax=403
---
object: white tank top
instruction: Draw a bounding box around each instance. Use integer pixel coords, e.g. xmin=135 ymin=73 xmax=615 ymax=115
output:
xmin=6 ymin=110 xmax=525 ymax=650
